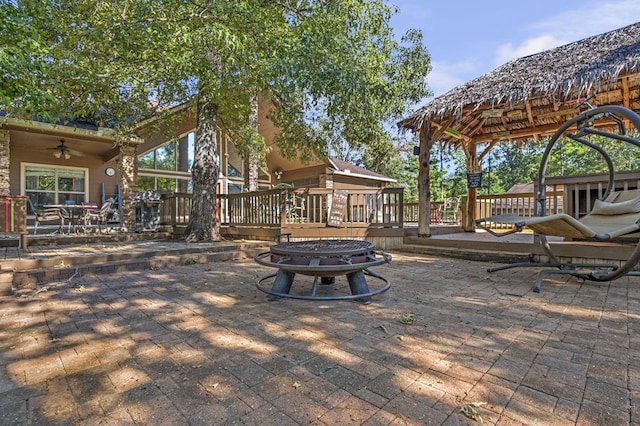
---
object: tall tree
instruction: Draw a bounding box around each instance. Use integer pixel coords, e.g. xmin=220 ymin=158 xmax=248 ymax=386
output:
xmin=1 ymin=0 xmax=430 ymax=241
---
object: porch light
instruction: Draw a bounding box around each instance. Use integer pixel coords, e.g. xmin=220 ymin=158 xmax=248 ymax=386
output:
xmin=53 ymin=147 xmax=71 ymax=159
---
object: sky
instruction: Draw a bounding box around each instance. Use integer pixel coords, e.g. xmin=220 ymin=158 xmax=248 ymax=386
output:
xmin=388 ymin=0 xmax=640 ymax=101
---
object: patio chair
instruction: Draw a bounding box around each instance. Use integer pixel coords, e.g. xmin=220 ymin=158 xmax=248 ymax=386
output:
xmin=27 ymin=198 xmax=66 ymax=235
xmin=440 ymin=197 xmax=460 ymax=224
xmin=476 ymin=105 xmax=640 ymax=292
xmin=82 ymin=198 xmax=115 ymax=232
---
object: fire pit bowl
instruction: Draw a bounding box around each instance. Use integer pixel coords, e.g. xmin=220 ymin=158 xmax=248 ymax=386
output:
xmin=254 ymin=239 xmax=391 ymax=303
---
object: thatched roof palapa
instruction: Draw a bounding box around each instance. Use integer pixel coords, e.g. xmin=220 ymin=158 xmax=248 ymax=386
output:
xmin=400 ymin=22 xmax=640 ymax=234
xmin=399 ymin=22 xmax=640 ymax=146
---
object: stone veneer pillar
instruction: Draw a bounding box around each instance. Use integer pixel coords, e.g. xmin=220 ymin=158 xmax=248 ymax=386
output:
xmin=119 ymin=144 xmax=138 ymax=232
xmin=0 ymin=130 xmax=10 ymax=195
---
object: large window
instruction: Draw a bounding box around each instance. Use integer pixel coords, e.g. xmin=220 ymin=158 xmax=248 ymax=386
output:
xmin=137 ymin=130 xmax=271 ymax=194
xmin=138 ymin=133 xmax=194 ymax=193
xmin=23 ymin=164 xmax=88 ymax=212
xmin=138 ymin=134 xmax=194 ymax=172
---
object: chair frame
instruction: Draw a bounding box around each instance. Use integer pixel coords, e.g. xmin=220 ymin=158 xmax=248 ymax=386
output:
xmin=477 ymin=105 xmax=640 ymax=292
xmin=82 ymin=199 xmax=115 ymax=232
xmin=439 ymin=197 xmax=460 ymax=224
xmin=27 ymin=198 xmax=65 ymax=235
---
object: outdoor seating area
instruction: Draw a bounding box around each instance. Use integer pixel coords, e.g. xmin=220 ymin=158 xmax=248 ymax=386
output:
xmin=28 ymin=199 xmax=119 ymax=235
xmin=439 ymin=197 xmax=461 ymax=224
xmin=81 ymin=198 xmax=118 ymax=232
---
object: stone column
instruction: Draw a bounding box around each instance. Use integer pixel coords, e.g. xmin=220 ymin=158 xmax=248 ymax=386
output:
xmin=0 ymin=130 xmax=10 ymax=195
xmin=119 ymin=143 xmax=138 ymax=232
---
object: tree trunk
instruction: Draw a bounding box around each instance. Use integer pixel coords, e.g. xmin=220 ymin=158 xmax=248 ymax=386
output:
xmin=184 ymin=91 xmax=221 ymax=242
xmin=244 ymin=156 xmax=259 ymax=192
xmin=417 ymin=124 xmax=432 ymax=237
xmin=243 ymin=95 xmax=259 ymax=192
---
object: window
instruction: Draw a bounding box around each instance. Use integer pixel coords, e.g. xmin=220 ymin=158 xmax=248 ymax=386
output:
xmin=138 ymin=133 xmax=194 ymax=193
xmin=137 ymin=130 xmax=269 ymax=194
xmin=137 ymin=176 xmax=192 ymax=193
xmin=228 ymin=182 xmax=244 ymax=194
xmin=138 ymin=134 xmax=193 ymax=172
xmin=23 ymin=164 xmax=88 ymax=211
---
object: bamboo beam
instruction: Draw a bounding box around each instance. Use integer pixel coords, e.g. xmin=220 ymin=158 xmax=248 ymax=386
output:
xmin=622 ymin=76 xmax=631 ymax=129
xmin=535 ymin=108 xmax=581 ymax=119
xmin=430 ymin=117 xmax=455 ymax=141
xmin=429 ymin=118 xmax=470 ymax=142
xmin=526 ymin=101 xmax=535 ymax=126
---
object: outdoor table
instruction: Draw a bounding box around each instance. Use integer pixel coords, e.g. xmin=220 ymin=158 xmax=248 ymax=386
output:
xmin=44 ymin=204 xmax=89 ymax=234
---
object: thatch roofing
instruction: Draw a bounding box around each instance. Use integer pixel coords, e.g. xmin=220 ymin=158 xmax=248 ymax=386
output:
xmin=399 ymin=22 xmax=640 ymax=146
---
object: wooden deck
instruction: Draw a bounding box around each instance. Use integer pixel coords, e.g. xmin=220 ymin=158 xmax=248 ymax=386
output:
xmin=399 ymin=229 xmax=640 ymax=271
xmin=5 ymin=182 xmax=637 ymax=269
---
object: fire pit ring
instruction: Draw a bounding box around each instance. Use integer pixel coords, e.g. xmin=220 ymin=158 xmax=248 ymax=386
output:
xmin=254 ymin=239 xmax=391 ymax=303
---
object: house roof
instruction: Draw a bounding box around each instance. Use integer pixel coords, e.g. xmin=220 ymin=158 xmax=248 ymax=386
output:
xmin=0 ymin=111 xmax=105 ymax=132
xmin=399 ymin=22 xmax=640 ymax=146
xmin=505 ymin=183 xmax=556 ymax=194
xmin=327 ymin=157 xmax=396 ymax=183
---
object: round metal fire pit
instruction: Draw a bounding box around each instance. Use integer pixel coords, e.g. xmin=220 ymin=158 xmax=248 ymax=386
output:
xmin=254 ymin=239 xmax=391 ymax=303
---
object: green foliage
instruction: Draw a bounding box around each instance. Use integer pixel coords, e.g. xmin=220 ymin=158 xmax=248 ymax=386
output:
xmin=0 ymin=1 xmax=56 ymax=119
xmin=467 ymin=133 xmax=640 ymax=194
xmin=2 ymin=0 xmax=431 ymax=242
xmin=2 ymin=0 xmax=431 ymax=161
xmin=490 ymin=141 xmax=542 ymax=191
xmin=397 ymin=147 xmax=421 ymax=202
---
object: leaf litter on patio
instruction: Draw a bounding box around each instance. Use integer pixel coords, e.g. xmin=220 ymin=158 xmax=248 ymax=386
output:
xmin=459 ymin=401 xmax=487 ymax=423
xmin=397 ymin=312 xmax=415 ymax=325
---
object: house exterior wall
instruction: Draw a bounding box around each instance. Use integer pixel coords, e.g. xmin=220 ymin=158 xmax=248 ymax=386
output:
xmin=3 ymin=99 xmax=392 ymax=218
xmin=10 ymin=140 xmax=120 ymax=204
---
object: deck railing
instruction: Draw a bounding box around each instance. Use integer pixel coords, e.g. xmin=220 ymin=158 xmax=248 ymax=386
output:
xmin=157 ymin=171 xmax=638 ymax=239
xmin=161 ymin=188 xmax=570 ymax=232
xmin=161 ymin=188 xmax=404 ymax=229
xmin=404 ymin=192 xmax=564 ymax=229
xmin=221 ymin=187 xmax=403 ymax=228
xmin=476 ymin=191 xmax=564 ymax=229
xmin=225 ymin=188 xmax=283 ymax=227
xmin=160 ymin=192 xmax=192 ymax=227
xmin=403 ymin=201 xmax=460 ymax=225
xmin=546 ymin=170 xmax=640 ymax=218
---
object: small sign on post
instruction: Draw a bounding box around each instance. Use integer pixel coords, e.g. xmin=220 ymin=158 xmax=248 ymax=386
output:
xmin=327 ymin=190 xmax=348 ymax=227
xmin=466 ymin=171 xmax=483 ymax=188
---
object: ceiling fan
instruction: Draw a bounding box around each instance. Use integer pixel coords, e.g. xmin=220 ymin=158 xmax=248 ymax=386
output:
xmin=51 ymin=139 xmax=84 ymax=159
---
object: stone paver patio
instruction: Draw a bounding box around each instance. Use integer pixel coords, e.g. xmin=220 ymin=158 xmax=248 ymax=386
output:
xmin=1 ymin=251 xmax=639 ymax=425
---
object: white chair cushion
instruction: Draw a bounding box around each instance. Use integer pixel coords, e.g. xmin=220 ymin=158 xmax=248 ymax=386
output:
xmin=591 ymin=196 xmax=640 ymax=215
